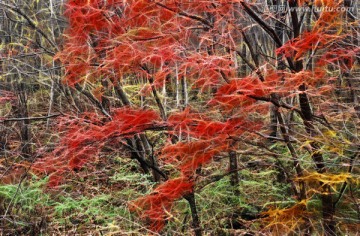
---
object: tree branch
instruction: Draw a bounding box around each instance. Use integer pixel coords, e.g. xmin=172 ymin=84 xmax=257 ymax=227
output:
xmin=1 ymin=114 xmax=61 ymax=123
xmin=155 ymin=2 xmax=213 ymax=28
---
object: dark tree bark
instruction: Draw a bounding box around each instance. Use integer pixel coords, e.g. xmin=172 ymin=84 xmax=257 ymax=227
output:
xmin=184 ymin=192 xmax=202 ymax=236
xmin=229 ymin=150 xmax=240 ymax=195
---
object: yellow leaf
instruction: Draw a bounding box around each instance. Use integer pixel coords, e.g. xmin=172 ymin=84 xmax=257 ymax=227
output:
xmin=324 ymin=130 xmax=337 ymax=138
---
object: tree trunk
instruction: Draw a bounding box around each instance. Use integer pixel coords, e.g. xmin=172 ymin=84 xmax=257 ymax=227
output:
xmin=13 ymin=83 xmax=31 ymax=159
xmin=114 ymin=82 xmax=162 ymax=182
xmin=299 ymin=84 xmax=336 ymax=235
xmin=184 ymin=193 xmax=202 ymax=236
xmin=229 ymin=150 xmax=240 ymax=195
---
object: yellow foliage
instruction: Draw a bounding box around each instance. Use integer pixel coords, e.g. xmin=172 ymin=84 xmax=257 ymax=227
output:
xmin=295 ymin=172 xmax=351 ymax=185
xmin=262 ymin=200 xmax=309 ymax=235
xmin=294 ymin=172 xmax=359 ymax=194
xmin=323 ymin=130 xmax=337 ymax=138
xmin=304 ymin=129 xmax=352 ymax=156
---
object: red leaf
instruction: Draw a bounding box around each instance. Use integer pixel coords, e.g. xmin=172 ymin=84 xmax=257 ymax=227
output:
xmin=130 ymin=177 xmax=193 ymax=231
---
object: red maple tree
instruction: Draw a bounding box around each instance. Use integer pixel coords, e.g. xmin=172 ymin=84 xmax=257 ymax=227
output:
xmin=33 ymin=1 xmax=359 ymax=235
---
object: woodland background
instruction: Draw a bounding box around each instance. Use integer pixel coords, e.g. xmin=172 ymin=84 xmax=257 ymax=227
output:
xmin=0 ymin=0 xmax=359 ymax=235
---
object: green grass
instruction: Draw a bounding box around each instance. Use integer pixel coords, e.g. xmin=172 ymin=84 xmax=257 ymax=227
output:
xmin=0 ymin=176 xmax=51 ymax=213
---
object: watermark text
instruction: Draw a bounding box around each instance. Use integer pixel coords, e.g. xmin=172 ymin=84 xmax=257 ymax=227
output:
xmin=269 ymin=5 xmax=355 ymax=13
